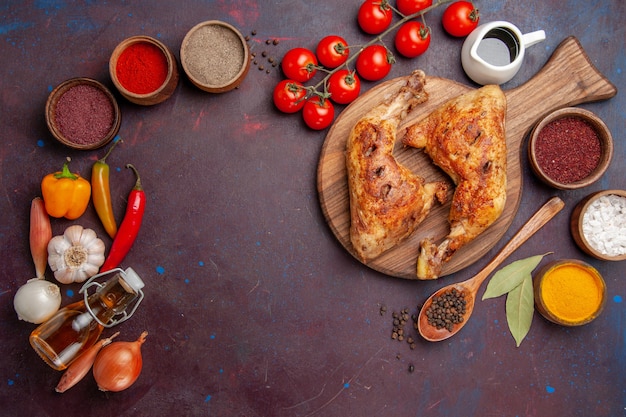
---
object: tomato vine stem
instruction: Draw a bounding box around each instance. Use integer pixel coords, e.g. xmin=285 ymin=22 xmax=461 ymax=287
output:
xmin=309 ymin=0 xmax=454 ymax=96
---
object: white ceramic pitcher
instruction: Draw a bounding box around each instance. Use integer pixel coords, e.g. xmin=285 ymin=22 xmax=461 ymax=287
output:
xmin=461 ymin=21 xmax=546 ymax=85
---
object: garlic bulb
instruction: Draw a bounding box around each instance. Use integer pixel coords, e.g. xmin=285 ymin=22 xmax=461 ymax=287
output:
xmin=47 ymin=225 xmax=105 ymax=284
xmin=14 ymin=278 xmax=62 ymax=324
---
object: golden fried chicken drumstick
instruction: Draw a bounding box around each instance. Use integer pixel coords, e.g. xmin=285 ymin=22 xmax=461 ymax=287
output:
xmin=347 ymin=70 xmax=448 ymax=263
xmin=402 ymin=85 xmax=507 ymax=280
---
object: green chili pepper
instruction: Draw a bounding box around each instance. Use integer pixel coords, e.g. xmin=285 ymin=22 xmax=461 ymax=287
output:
xmin=92 ymin=138 xmax=122 ymax=238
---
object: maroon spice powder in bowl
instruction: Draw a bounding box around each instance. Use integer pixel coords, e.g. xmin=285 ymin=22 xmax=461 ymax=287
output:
xmin=45 ymin=77 xmax=121 ymax=150
xmin=528 ymin=107 xmax=613 ymax=190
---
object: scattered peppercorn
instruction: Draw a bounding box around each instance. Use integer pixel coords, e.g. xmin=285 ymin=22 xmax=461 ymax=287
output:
xmin=390 ymin=307 xmax=417 ymax=347
xmin=425 ymin=288 xmax=467 ymax=332
xmin=408 ymin=364 xmax=415 ymax=373
xmin=245 ymin=32 xmax=280 ymax=75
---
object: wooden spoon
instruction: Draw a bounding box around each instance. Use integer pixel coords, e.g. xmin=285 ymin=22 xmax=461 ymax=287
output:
xmin=417 ymin=196 xmax=565 ymax=342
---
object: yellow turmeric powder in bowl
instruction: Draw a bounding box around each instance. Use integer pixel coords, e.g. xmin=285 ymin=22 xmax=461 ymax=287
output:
xmin=533 ymin=259 xmax=606 ymax=326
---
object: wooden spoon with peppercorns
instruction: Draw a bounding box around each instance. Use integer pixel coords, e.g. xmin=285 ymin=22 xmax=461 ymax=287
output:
xmin=417 ymin=196 xmax=565 ymax=342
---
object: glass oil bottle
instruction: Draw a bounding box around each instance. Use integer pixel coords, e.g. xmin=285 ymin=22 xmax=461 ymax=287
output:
xmin=29 ymin=267 xmax=145 ymax=370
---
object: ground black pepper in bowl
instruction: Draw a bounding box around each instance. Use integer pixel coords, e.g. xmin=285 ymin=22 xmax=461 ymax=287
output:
xmin=181 ymin=20 xmax=250 ymax=93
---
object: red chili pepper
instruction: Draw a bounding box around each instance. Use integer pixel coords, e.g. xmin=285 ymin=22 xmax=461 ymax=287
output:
xmin=100 ymin=164 xmax=145 ymax=272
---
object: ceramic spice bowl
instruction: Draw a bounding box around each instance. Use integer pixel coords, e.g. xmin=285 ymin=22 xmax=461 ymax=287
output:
xmin=527 ymin=107 xmax=613 ymax=190
xmin=180 ymin=20 xmax=250 ymax=93
xmin=570 ymin=189 xmax=626 ymax=261
xmin=109 ymin=35 xmax=179 ymax=105
xmin=45 ymin=77 xmax=121 ymax=150
xmin=533 ymin=259 xmax=607 ymax=326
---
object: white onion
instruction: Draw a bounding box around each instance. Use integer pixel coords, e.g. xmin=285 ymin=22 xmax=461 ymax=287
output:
xmin=14 ymin=278 xmax=62 ymax=324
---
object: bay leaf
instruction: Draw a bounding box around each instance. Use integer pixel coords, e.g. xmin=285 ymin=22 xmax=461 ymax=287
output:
xmin=482 ymin=253 xmax=550 ymax=300
xmin=506 ymin=274 xmax=535 ymax=347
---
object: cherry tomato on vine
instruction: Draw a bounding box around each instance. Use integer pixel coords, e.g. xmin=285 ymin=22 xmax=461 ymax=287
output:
xmin=327 ymin=70 xmax=361 ymax=105
xmin=302 ymin=97 xmax=335 ymax=130
xmin=281 ymin=47 xmax=318 ymax=82
xmin=396 ymin=0 xmax=432 ymax=16
xmin=395 ymin=21 xmax=431 ymax=58
xmin=442 ymin=1 xmax=479 ymax=37
xmin=273 ymin=79 xmax=307 ymax=114
xmin=357 ymin=0 xmax=393 ymax=35
xmin=316 ymin=35 xmax=349 ymax=69
xmin=356 ymin=44 xmax=393 ymax=81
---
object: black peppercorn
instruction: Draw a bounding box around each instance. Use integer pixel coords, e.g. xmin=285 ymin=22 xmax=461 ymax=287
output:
xmin=424 ymin=288 xmax=467 ymax=332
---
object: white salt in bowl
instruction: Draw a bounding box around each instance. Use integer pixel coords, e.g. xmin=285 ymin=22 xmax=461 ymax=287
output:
xmin=180 ymin=20 xmax=250 ymax=93
xmin=570 ymin=189 xmax=626 ymax=261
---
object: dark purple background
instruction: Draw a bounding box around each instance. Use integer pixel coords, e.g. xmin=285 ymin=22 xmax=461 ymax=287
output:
xmin=1 ymin=1 xmax=624 ymax=416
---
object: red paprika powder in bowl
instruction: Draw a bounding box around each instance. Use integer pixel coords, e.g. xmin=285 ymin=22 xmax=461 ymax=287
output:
xmin=45 ymin=77 xmax=121 ymax=150
xmin=528 ymin=107 xmax=613 ymax=190
xmin=109 ymin=35 xmax=179 ymax=105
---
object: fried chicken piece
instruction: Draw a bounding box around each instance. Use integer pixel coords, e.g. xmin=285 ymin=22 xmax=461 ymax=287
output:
xmin=402 ymin=85 xmax=507 ymax=279
xmin=347 ymin=70 xmax=448 ymax=263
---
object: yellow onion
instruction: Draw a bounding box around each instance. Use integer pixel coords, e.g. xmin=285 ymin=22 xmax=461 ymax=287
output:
xmin=93 ymin=331 xmax=148 ymax=392
xmin=55 ymin=332 xmax=119 ymax=393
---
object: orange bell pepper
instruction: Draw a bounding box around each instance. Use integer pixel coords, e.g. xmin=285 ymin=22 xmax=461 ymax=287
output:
xmin=42 ymin=158 xmax=91 ymax=220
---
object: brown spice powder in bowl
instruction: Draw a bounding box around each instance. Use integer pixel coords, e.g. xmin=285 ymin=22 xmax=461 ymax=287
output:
xmin=181 ymin=20 xmax=250 ymax=93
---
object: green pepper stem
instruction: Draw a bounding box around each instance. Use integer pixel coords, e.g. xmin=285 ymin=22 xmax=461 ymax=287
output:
xmin=98 ymin=137 xmax=122 ymax=164
xmin=126 ymin=164 xmax=143 ymax=191
xmin=54 ymin=157 xmax=78 ymax=180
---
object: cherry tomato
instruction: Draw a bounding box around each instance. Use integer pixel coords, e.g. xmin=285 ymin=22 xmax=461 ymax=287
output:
xmin=273 ymin=79 xmax=306 ymax=114
xmin=316 ymin=35 xmax=349 ymax=69
xmin=302 ymin=97 xmax=335 ymax=130
xmin=356 ymin=44 xmax=393 ymax=81
xmin=442 ymin=1 xmax=479 ymax=37
xmin=396 ymin=0 xmax=432 ymax=15
xmin=394 ymin=21 xmax=431 ymax=58
xmin=357 ymin=0 xmax=393 ymax=35
xmin=281 ymin=47 xmax=318 ymax=82
xmin=327 ymin=70 xmax=361 ymax=105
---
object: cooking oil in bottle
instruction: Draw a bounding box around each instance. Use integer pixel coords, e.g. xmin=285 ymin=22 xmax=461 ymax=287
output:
xmin=29 ymin=267 xmax=145 ymax=370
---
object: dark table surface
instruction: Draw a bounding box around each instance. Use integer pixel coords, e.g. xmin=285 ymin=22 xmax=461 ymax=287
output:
xmin=1 ymin=1 xmax=624 ymax=416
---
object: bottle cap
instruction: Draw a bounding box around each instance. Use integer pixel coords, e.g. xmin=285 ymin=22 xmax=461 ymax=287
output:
xmin=122 ymin=267 xmax=145 ymax=291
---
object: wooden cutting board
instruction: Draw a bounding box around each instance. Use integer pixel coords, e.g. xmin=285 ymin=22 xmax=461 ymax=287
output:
xmin=317 ymin=37 xmax=617 ymax=280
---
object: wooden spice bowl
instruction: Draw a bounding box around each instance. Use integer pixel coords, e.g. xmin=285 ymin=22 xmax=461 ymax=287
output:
xmin=45 ymin=77 xmax=121 ymax=150
xmin=533 ymin=259 xmax=607 ymax=326
xmin=109 ymin=35 xmax=179 ymax=105
xmin=527 ymin=107 xmax=613 ymax=190
xmin=570 ymin=189 xmax=626 ymax=261
xmin=180 ymin=20 xmax=250 ymax=93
